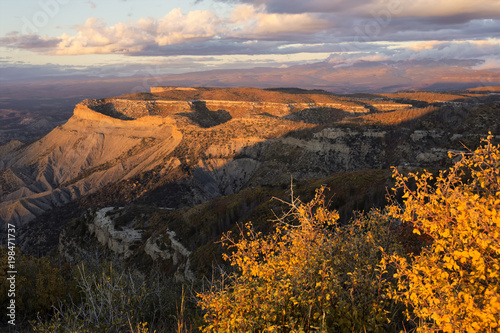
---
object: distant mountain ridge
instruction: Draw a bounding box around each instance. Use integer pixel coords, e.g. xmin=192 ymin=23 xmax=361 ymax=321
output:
xmin=150 ymin=59 xmax=500 ymax=93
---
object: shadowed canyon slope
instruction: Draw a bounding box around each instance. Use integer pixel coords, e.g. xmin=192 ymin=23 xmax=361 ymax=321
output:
xmin=1 ymin=87 xmax=499 ymax=231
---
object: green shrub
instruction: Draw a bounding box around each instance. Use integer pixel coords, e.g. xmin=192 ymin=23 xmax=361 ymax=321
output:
xmin=0 ymin=248 xmax=77 ymax=324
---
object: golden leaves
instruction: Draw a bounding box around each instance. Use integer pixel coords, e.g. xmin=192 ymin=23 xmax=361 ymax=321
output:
xmin=199 ymin=134 xmax=500 ymax=333
xmin=388 ymin=134 xmax=500 ymax=333
xmin=198 ymin=189 xmax=403 ymax=332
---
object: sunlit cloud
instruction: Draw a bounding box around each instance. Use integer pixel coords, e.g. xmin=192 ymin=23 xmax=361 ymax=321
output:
xmin=230 ymin=4 xmax=331 ymax=38
xmin=473 ymin=58 xmax=500 ymax=70
xmin=86 ymin=0 xmax=97 ymax=9
xmin=54 ymin=9 xmax=224 ymax=55
xmin=382 ymin=0 xmax=500 ymax=19
xmin=396 ymin=40 xmax=500 ymax=62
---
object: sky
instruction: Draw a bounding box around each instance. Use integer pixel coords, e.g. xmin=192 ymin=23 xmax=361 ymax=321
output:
xmin=0 ymin=0 xmax=499 ymax=81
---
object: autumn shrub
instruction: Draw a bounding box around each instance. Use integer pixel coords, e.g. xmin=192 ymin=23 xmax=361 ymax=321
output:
xmin=198 ymin=188 xmax=406 ymax=332
xmin=386 ymin=134 xmax=500 ymax=332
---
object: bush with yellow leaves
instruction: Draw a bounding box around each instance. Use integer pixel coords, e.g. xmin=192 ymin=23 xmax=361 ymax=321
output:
xmin=386 ymin=134 xmax=500 ymax=332
xmin=198 ymin=188 xmax=406 ymax=333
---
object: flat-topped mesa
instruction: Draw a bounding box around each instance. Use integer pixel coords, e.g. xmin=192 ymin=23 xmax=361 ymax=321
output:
xmin=74 ymin=88 xmax=371 ymax=124
xmin=149 ymin=86 xmax=369 ymax=115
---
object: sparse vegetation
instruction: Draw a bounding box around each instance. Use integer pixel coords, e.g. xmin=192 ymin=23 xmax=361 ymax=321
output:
xmin=30 ymin=256 xmax=195 ymax=332
xmin=380 ymin=91 xmax=467 ymax=103
xmin=343 ymin=106 xmax=438 ymax=126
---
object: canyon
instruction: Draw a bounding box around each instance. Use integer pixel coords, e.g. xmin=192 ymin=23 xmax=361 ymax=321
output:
xmin=0 ymin=86 xmax=499 ymax=270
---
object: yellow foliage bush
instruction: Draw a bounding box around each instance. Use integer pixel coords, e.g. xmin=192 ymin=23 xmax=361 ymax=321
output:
xmin=198 ymin=189 xmax=405 ymax=332
xmin=387 ymin=134 xmax=500 ymax=332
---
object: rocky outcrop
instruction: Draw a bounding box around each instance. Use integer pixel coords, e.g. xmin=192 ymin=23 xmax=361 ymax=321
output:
xmin=144 ymin=231 xmax=195 ymax=282
xmin=85 ymin=207 xmax=194 ymax=282
xmin=88 ymin=207 xmax=143 ymax=259
xmin=150 ymin=86 xmax=197 ymax=93
xmin=80 ymin=95 xmax=370 ymax=122
xmin=57 ymin=206 xmax=195 ymax=282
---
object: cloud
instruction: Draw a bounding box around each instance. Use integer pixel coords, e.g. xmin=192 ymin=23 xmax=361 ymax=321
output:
xmin=393 ymin=40 xmax=500 ymax=62
xmin=86 ymin=0 xmax=97 ymax=9
xmin=326 ymin=52 xmax=390 ymax=67
xmin=53 ymin=9 xmax=224 ymax=55
xmin=214 ymin=0 xmax=370 ymax=14
xmin=0 ymin=6 xmax=327 ymax=56
xmin=473 ymin=58 xmax=500 ymax=70
xmin=323 ymin=39 xmax=500 ymax=69
xmin=214 ymin=0 xmax=500 ymax=40
xmin=0 ymin=32 xmax=61 ymax=50
xmin=382 ymin=0 xmax=500 ymax=19
xmin=1 ymin=1 xmax=498 ymax=65
xmin=230 ymin=4 xmax=331 ymax=38
xmin=218 ymin=0 xmax=500 ymax=18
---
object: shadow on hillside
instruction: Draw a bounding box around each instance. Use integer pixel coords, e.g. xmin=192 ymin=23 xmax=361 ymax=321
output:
xmin=88 ymin=100 xmax=135 ymax=120
xmin=79 ymin=98 xmax=499 ymax=207
xmin=15 ymin=98 xmax=500 ymax=261
xmin=282 ymin=108 xmax=351 ymax=124
xmin=177 ymin=100 xmax=232 ymax=128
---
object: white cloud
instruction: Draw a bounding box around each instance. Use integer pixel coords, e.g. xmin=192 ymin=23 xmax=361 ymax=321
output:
xmin=1 ymin=1 xmax=498 ymax=61
xmin=321 ymin=39 xmax=500 ymax=69
xmin=154 ymin=9 xmax=222 ymax=45
xmin=230 ymin=4 xmax=330 ymax=37
xmin=54 ymin=9 xmax=225 ymax=55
